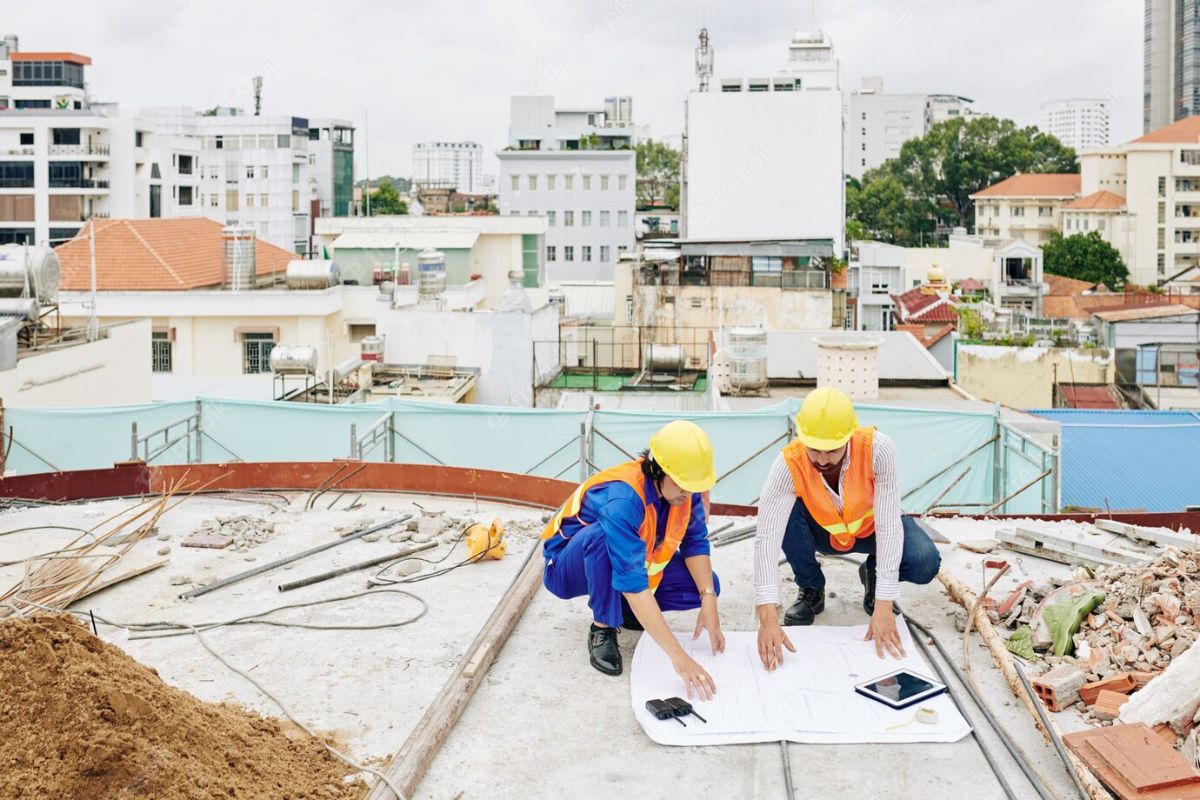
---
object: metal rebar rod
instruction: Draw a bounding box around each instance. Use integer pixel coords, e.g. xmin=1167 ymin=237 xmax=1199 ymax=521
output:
xmin=779 ymin=740 xmax=796 ymax=800
xmin=714 ymin=433 xmax=787 ymax=486
xmin=902 ymin=435 xmax=998 ymax=501
xmin=983 ymin=469 xmax=1052 ymax=515
xmin=920 ymin=466 xmax=972 ymax=517
xmin=1014 ymin=662 xmax=1091 ymax=800
xmin=593 ymin=428 xmax=635 ymax=461
xmin=277 ymin=540 xmax=436 ymax=592
xmin=180 ymin=515 xmax=410 ymax=600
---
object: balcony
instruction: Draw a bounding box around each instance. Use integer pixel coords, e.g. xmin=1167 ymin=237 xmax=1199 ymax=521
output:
xmin=49 ymin=143 xmax=110 ymax=158
xmin=48 ymin=178 xmax=110 ymax=190
xmin=2 ymin=147 xmax=34 ymax=157
xmin=638 ymin=265 xmax=830 ymax=290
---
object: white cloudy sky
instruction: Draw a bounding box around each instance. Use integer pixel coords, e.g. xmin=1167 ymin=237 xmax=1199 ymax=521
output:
xmin=8 ymin=0 xmax=1141 ymax=179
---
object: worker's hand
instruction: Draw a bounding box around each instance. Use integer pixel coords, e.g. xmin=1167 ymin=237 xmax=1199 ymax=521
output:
xmin=671 ymin=651 xmax=716 ymax=701
xmin=693 ymin=594 xmax=725 ymax=655
xmin=756 ymin=605 xmax=796 ymax=671
xmin=864 ymin=601 xmax=906 ymax=660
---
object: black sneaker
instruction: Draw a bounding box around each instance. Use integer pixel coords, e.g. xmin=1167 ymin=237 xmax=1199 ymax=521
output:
xmin=859 ymin=561 xmax=900 ymax=616
xmin=782 ymin=587 xmax=825 ymax=626
xmin=588 ymin=623 xmax=622 ymax=675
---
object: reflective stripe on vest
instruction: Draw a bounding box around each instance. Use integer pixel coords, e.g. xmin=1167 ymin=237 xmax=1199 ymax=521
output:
xmin=781 ymin=427 xmax=877 ymax=552
xmin=540 ymin=459 xmax=692 ymax=591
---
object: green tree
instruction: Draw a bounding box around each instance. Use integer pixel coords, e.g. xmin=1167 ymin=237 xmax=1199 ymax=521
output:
xmin=1042 ymin=231 xmax=1129 ymax=289
xmin=364 ymin=178 xmax=408 ymax=216
xmin=847 ymin=117 xmax=1078 ymax=243
xmin=635 ymin=138 xmax=681 ymax=210
xmin=846 ymin=172 xmax=937 ymax=246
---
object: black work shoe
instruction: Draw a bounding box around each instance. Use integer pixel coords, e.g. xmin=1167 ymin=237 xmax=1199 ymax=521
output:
xmin=783 ymin=587 xmax=825 ymax=626
xmin=859 ymin=561 xmax=900 ymax=616
xmin=621 ymin=608 xmax=644 ymax=632
xmin=588 ymin=623 xmax=622 ymax=675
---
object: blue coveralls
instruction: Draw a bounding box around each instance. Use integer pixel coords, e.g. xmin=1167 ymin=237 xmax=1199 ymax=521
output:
xmin=541 ymin=474 xmax=720 ymax=628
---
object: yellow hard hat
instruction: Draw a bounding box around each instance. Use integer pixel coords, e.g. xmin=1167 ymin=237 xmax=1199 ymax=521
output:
xmin=648 ymin=420 xmax=716 ymax=493
xmin=795 ymin=387 xmax=858 ymax=451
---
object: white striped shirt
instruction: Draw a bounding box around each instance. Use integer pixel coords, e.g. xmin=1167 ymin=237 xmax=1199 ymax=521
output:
xmin=753 ymin=431 xmax=903 ymax=606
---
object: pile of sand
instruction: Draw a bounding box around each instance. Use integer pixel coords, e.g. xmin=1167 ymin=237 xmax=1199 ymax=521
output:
xmin=0 ymin=614 xmax=364 ymax=799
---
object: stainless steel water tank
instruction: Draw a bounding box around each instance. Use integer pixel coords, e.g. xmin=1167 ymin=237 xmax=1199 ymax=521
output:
xmin=727 ymin=327 xmax=768 ymax=389
xmin=269 ymin=345 xmax=319 ymax=375
xmin=0 ymin=297 xmax=39 ymax=319
xmin=0 ymin=245 xmax=61 ymax=303
xmin=286 ymin=260 xmax=340 ymax=289
xmin=645 ymin=343 xmax=686 ymax=372
xmin=416 ymin=248 xmax=446 ymax=299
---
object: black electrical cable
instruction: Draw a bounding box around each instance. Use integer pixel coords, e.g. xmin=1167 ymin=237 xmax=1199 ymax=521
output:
xmin=1014 ymin=661 xmax=1091 ymax=800
xmin=907 ymin=619 xmax=1022 ymax=800
xmin=908 ymin=617 xmax=1061 ymax=800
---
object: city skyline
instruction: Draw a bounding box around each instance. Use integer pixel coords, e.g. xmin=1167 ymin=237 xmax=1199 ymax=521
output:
xmin=7 ymin=0 xmax=1141 ymax=178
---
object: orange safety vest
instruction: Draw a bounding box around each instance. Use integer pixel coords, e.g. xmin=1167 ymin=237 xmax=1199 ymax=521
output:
xmin=541 ymin=460 xmax=692 ymax=592
xmin=781 ymin=427 xmax=877 ymax=552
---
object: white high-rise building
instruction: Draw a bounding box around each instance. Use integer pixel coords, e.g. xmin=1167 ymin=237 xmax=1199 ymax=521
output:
xmin=845 ymin=78 xmax=926 ymax=180
xmin=682 ymin=30 xmax=843 ymax=252
xmin=497 ymin=96 xmax=636 ymax=282
xmin=412 ymin=141 xmax=483 ymax=194
xmin=1041 ymin=98 xmax=1111 ymax=151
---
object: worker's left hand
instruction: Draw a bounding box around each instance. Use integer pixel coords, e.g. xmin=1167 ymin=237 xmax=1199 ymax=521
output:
xmin=693 ymin=595 xmax=725 ymax=655
xmin=864 ymin=601 xmax=906 ymax=660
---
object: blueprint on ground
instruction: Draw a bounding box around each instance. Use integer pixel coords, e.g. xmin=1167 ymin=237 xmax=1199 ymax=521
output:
xmin=630 ymin=622 xmax=971 ymax=745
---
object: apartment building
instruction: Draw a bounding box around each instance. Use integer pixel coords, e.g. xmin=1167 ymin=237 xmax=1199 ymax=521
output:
xmin=971 ymin=173 xmax=1082 ymax=247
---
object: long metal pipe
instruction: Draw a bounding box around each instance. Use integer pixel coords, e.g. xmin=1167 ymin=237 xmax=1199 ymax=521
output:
xmin=277 ymin=540 xmax=436 ymax=592
xmin=180 ymin=515 xmax=411 ymax=600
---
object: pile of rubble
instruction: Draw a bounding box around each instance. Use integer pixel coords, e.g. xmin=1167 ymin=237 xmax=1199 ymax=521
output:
xmin=191 ymin=515 xmax=277 ymax=552
xmin=1003 ymin=549 xmax=1200 ymax=753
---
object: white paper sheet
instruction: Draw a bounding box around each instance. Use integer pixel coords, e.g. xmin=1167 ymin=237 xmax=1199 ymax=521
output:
xmin=630 ymin=622 xmax=971 ymax=746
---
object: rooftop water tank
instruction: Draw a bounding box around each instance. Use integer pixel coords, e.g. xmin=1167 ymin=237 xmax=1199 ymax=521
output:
xmin=269 ymin=345 xmax=319 ymax=376
xmin=286 ymin=260 xmax=340 ymax=289
xmin=361 ymin=335 xmax=385 ymax=362
xmin=727 ymin=327 xmax=768 ymax=391
xmin=222 ymin=227 xmax=256 ymax=291
xmin=416 ymin=248 xmax=446 ymax=301
xmin=0 ymin=245 xmax=61 ymax=304
xmin=645 ymin=343 xmax=686 ymax=373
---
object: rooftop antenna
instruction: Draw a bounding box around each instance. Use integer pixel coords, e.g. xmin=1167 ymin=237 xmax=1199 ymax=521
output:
xmin=252 ymin=76 xmax=263 ymax=116
xmin=695 ymin=28 xmax=713 ymax=93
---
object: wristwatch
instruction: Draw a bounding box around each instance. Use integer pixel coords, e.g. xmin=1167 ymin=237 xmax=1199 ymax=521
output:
xmin=699 ymin=588 xmax=717 ymax=600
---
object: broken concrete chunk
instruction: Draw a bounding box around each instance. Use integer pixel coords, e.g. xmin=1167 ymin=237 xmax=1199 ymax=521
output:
xmin=1030 ymin=665 xmax=1087 ymax=712
xmin=388 ymin=530 xmax=414 ymax=544
xmin=168 ymin=574 xmax=193 ymax=586
xmin=394 ymin=560 xmax=423 ymax=577
xmin=156 ymin=546 xmax=171 ymax=556
xmin=361 ymin=532 xmax=382 ymax=543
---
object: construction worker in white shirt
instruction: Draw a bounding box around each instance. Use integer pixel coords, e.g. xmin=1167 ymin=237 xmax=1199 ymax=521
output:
xmin=753 ymin=387 xmax=942 ymax=669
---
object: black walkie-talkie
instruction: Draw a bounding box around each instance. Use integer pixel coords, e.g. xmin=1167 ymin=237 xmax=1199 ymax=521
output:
xmin=646 ymin=699 xmax=686 ymax=726
xmin=665 ymin=696 xmax=708 ymax=724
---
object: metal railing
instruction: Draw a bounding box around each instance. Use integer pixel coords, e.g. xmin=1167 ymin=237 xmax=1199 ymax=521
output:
xmin=48 ymin=144 xmax=110 ymax=157
xmin=638 ymin=267 xmax=829 ymax=289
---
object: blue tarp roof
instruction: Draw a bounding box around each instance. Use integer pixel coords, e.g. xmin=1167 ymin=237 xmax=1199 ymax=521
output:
xmin=1031 ymin=409 xmax=1200 ymax=512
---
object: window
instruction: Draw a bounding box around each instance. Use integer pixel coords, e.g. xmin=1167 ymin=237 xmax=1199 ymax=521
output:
xmin=178 ymin=186 xmax=193 ymax=206
xmin=529 ymin=175 xmax=537 ymax=190
xmin=51 ymin=128 xmax=81 ymax=146
xmin=242 ymin=333 xmax=276 ymax=374
xmin=150 ymin=185 xmax=162 ymax=218
xmin=511 ymin=175 xmax=520 ymax=191
xmin=528 ymin=210 xmax=538 ymax=217
xmin=292 ymin=190 xmax=300 ymax=212
xmin=177 ymin=154 xmax=195 ymax=175
xmin=1159 ymin=202 xmax=1166 ymax=223
xmin=246 ymin=165 xmax=255 ymax=179
xmin=581 ymin=210 xmax=591 ymax=226
xmin=1011 ymin=206 xmax=1024 ymax=217
xmin=582 ymin=175 xmax=591 ymax=190
xmin=209 ymin=193 xmax=219 ymax=207
xmin=564 ymin=175 xmax=574 ymax=190
xmin=292 ymin=164 xmax=300 ymax=184
xmin=582 ymin=245 xmax=592 ymax=262
xmin=18 ymin=132 xmax=32 ymax=146
xmin=226 ymin=190 xmax=239 ymax=211
xmin=547 ymin=245 xmax=557 ymax=261
xmin=1038 ymin=206 xmax=1052 ymax=217
xmin=1160 ymin=175 xmax=1168 ymax=195
xmin=246 ymin=194 xmax=255 ymax=207
xmin=547 ymin=174 xmax=556 ymax=190
xmin=600 ymin=175 xmax=609 ymax=190
xmin=135 ymin=131 xmax=144 ymax=148
xmin=600 ymin=245 xmax=610 ymax=262
xmin=151 ymin=331 xmax=173 ymax=373
xmin=0 ymin=162 xmax=34 ymax=188
xmin=617 ymin=210 xmax=628 ymax=226
xmin=277 ymin=134 xmax=290 ymax=148
xmin=564 ymin=245 xmax=574 ymax=261
xmin=1098 ymin=218 xmax=1106 ymax=232
xmin=547 ymin=210 xmax=556 ymax=226
xmin=564 ymin=210 xmax=574 ymax=227
xmin=0 ymin=228 xmax=34 ymax=245
xmin=261 ymin=193 xmax=269 ymax=207
xmin=308 ymin=153 xmax=316 ymax=165
xmin=599 ymin=210 xmax=610 ymax=227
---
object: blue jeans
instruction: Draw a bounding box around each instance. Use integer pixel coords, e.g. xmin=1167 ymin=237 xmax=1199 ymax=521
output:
xmin=543 ymin=522 xmax=721 ymax=628
xmin=780 ymin=499 xmax=941 ymax=591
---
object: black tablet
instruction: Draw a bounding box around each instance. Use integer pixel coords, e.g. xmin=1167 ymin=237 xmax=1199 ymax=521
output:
xmin=855 ymin=669 xmax=947 ymax=710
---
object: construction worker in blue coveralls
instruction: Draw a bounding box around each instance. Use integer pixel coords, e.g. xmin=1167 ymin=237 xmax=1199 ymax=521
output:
xmin=540 ymin=420 xmax=724 ymax=700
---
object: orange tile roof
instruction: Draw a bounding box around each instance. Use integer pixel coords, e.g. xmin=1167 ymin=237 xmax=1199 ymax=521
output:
xmin=971 ymin=173 xmax=1081 ymax=199
xmin=10 ymin=51 xmax=92 ymax=66
xmin=1042 ymin=296 xmax=1089 ymax=320
xmin=1131 ymin=115 xmax=1200 ymax=144
xmin=1044 ymin=273 xmax=1098 ymax=296
xmin=1063 ymin=190 xmax=1126 ymax=210
xmin=55 ymin=218 xmax=293 ymax=291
